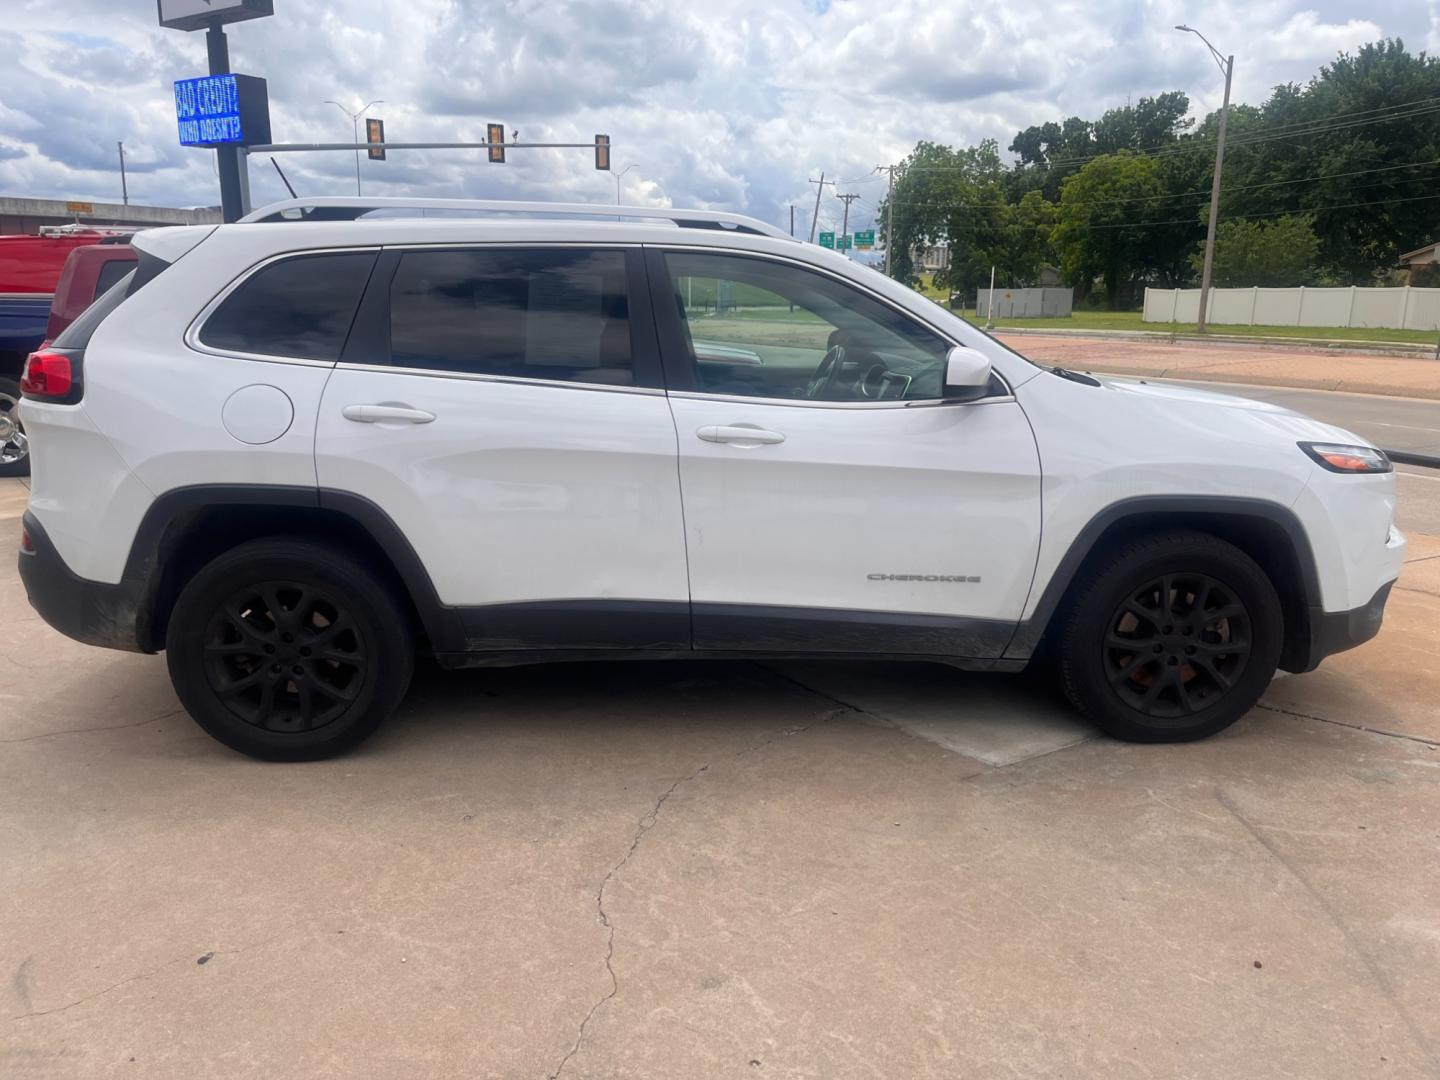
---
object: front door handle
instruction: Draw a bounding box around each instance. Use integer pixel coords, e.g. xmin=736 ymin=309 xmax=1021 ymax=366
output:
xmin=341 ymin=404 xmax=436 ymax=424
xmin=697 ymin=424 xmax=786 ymax=446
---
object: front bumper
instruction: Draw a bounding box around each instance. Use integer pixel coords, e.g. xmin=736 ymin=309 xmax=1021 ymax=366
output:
xmin=1290 ymin=579 xmax=1394 ymax=674
xmin=18 ymin=511 xmax=148 ymax=653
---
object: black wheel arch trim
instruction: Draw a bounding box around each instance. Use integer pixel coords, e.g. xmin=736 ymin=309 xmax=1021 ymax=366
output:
xmin=33 ymin=487 xmax=1351 ymax=674
xmin=1003 ymin=495 xmax=1324 ymax=668
xmin=108 ymin=484 xmax=463 ymax=653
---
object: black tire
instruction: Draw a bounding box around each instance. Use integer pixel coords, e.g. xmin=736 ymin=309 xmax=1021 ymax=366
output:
xmin=166 ymin=538 xmax=414 ymax=760
xmin=1055 ymin=530 xmax=1283 ymax=743
xmin=0 ymin=375 xmax=30 ymax=478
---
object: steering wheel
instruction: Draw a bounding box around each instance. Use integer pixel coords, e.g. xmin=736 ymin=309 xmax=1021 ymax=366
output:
xmin=804 ymin=344 xmax=846 ymax=400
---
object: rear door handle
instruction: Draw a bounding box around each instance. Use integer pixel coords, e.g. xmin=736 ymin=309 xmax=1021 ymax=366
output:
xmin=341 ymin=404 xmax=436 ymax=424
xmin=697 ymin=424 xmax=786 ymax=446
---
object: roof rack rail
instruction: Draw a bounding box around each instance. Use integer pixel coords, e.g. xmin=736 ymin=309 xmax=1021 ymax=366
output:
xmin=237 ymin=197 xmax=795 ymax=240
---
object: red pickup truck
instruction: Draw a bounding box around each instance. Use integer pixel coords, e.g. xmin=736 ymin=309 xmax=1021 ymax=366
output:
xmin=0 ymin=228 xmax=136 ymax=476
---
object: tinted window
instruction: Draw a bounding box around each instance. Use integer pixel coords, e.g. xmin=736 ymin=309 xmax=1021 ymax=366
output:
xmin=664 ymin=251 xmax=949 ymax=401
xmin=388 ymin=248 xmax=632 ymax=386
xmin=93 ymin=257 xmax=137 ymax=300
xmin=200 ymin=251 xmax=376 ymax=361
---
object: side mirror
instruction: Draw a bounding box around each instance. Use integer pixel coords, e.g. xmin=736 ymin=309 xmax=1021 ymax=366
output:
xmin=943 ymin=345 xmax=993 ymax=400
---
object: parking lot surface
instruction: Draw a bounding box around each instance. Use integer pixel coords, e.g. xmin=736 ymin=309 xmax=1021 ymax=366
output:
xmin=4 ymin=479 xmax=1440 ymax=1079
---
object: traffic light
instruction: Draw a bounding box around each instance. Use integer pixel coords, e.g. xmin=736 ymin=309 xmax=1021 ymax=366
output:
xmin=594 ymin=134 xmax=610 ymax=171
xmin=365 ymin=118 xmax=385 ymax=161
xmin=487 ymin=123 xmax=505 ymax=163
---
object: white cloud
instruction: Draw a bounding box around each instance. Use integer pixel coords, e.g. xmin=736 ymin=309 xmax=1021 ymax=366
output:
xmin=1268 ymin=10 xmax=1383 ymax=61
xmin=0 ymin=0 xmax=1431 ymax=234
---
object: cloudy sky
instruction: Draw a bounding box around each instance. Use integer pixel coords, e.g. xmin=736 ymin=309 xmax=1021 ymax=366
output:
xmin=1 ymin=1 xmax=1436 ymax=234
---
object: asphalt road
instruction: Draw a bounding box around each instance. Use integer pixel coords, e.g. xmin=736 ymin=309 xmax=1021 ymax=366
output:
xmin=1150 ymin=377 xmax=1440 ymax=536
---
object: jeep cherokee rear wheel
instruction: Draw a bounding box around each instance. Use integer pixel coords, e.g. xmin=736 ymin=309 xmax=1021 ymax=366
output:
xmin=1056 ymin=530 xmax=1283 ymax=742
xmin=166 ymin=538 xmax=413 ymax=760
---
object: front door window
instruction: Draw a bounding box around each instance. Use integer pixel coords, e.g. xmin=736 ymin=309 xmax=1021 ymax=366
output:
xmin=663 ymin=251 xmax=950 ymax=402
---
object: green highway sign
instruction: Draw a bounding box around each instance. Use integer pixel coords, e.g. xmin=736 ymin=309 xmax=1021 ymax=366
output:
xmin=854 ymin=229 xmax=875 ymax=249
xmin=818 ymin=231 xmax=835 ymax=249
xmin=838 ymin=234 xmax=853 ymax=250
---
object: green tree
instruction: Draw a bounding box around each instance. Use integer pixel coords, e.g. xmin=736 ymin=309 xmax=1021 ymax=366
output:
xmin=1214 ymin=40 xmax=1440 ymax=282
xmin=1195 ymin=215 xmax=1321 ymax=286
xmin=877 ymin=139 xmax=1031 ymax=293
xmin=1051 ymin=152 xmax=1164 ymax=307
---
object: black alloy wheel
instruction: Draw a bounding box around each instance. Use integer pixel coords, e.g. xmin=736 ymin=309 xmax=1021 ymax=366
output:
xmin=167 ymin=538 xmax=413 ymax=760
xmin=1104 ymin=572 xmax=1251 ymax=718
xmin=1055 ymin=530 xmax=1283 ymax=743
xmin=203 ymin=581 xmax=366 ymax=733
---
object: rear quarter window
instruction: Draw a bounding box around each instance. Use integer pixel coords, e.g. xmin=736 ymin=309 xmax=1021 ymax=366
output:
xmin=199 ymin=251 xmax=377 ymax=362
xmin=52 ymin=269 xmax=137 ymax=350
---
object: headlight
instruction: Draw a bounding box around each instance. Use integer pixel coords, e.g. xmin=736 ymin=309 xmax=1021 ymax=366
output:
xmin=1298 ymin=442 xmax=1392 ymax=474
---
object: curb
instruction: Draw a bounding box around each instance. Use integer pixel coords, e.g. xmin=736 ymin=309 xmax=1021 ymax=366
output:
xmin=1072 ymin=364 xmax=1440 ymax=403
xmin=990 ymin=326 xmax=1439 ymax=361
xmin=1386 ymin=450 xmax=1440 ymax=470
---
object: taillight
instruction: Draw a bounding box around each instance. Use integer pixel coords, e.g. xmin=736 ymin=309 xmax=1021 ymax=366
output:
xmin=19 ymin=524 xmax=35 ymax=554
xmin=19 ymin=351 xmax=79 ymax=403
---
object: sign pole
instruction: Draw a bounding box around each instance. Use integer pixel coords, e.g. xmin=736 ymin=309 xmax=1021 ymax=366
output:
xmin=205 ymin=21 xmax=245 ymax=223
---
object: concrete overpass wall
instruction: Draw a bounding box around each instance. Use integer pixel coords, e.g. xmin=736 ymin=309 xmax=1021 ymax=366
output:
xmin=0 ymin=197 xmax=222 ymax=235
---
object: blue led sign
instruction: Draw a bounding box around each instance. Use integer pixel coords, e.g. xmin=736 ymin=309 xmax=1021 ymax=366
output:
xmin=174 ymin=73 xmax=270 ymax=148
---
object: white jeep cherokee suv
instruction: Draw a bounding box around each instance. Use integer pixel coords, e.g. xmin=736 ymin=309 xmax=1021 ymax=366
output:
xmin=17 ymin=198 xmax=1404 ymax=760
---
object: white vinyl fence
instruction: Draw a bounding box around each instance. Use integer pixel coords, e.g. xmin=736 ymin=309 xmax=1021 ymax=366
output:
xmin=1143 ymin=286 xmax=1440 ymax=331
xmin=976 ymin=287 xmax=1074 ymax=318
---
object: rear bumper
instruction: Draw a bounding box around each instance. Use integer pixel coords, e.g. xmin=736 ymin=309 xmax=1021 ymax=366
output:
xmin=18 ymin=512 xmax=148 ymax=652
xmin=1290 ymin=579 xmax=1394 ymax=674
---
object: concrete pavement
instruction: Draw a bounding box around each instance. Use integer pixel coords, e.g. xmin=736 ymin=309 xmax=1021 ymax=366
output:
xmin=1000 ymin=332 xmax=1440 ymax=401
xmin=4 ymin=480 xmax=1440 ymax=1079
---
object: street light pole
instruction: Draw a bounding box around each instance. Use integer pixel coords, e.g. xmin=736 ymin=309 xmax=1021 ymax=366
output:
xmin=1177 ymin=24 xmax=1232 ymax=334
xmin=614 ymin=163 xmax=636 ymax=205
xmin=325 ymin=99 xmax=384 ymax=196
xmin=117 ymin=141 xmax=128 ymax=206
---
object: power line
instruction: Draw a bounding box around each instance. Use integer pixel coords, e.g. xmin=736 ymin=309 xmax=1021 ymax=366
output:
xmin=881 ymin=189 xmax=1440 ymax=235
xmin=879 ymin=157 xmax=1440 ymax=218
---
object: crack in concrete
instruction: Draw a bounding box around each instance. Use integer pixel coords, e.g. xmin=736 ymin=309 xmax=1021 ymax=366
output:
xmin=11 ymin=950 xmax=204 ymax=1022
xmin=757 ymin=663 xmax=867 ymax=719
xmin=1256 ymin=702 xmax=1440 ymax=749
xmin=1215 ymin=789 xmax=1439 ymax=1074
xmin=549 ymin=717 xmax=820 ymax=1079
xmin=0 ymin=709 xmax=183 ymax=745
xmin=9 ymin=923 xmax=300 ymax=1022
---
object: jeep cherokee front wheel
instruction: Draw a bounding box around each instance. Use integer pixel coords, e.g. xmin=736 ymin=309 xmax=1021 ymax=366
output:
xmin=166 ymin=538 xmax=414 ymax=760
xmin=1056 ymin=530 xmax=1284 ymax=742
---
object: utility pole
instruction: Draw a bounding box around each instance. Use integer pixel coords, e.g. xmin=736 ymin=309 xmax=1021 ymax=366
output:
xmin=880 ymin=164 xmax=896 ymax=276
xmin=835 ymin=192 xmax=861 ymax=258
xmin=789 ymin=204 xmax=795 ymax=237
xmin=807 ymin=172 xmax=827 ymax=243
xmin=1177 ymin=24 xmax=1233 ymax=333
xmin=117 ymin=141 xmax=128 ymax=205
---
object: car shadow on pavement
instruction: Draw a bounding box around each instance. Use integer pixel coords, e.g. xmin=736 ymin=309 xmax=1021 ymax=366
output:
xmin=377 ymin=657 xmax=1098 ymax=769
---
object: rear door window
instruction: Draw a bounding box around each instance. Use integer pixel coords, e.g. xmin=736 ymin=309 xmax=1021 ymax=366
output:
xmin=200 ymin=251 xmax=377 ymax=361
xmin=386 ymin=248 xmax=634 ymax=386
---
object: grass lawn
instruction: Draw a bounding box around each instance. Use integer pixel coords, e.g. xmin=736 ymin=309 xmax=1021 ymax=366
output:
xmin=955 ymin=308 xmax=1439 ymax=346
xmin=915 ymin=273 xmax=950 ymax=303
